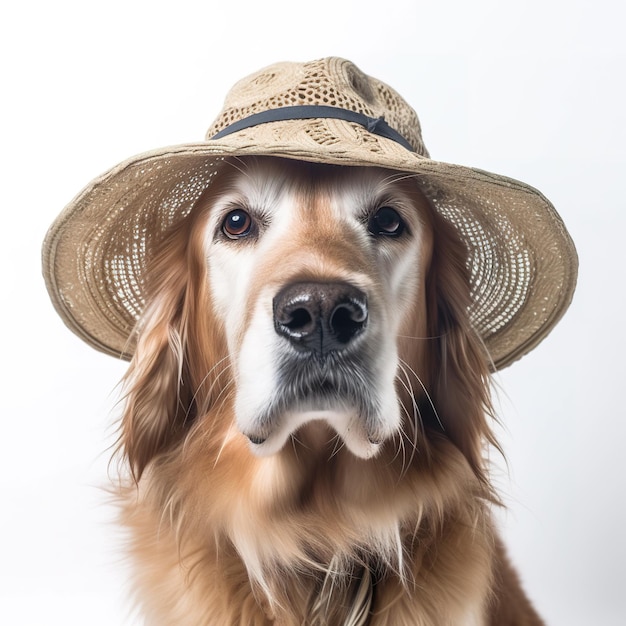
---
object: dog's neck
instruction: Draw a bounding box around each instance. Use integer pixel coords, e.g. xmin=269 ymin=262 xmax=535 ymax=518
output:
xmin=258 ymin=553 xmax=376 ymax=626
xmin=305 ymin=560 xmax=375 ymax=626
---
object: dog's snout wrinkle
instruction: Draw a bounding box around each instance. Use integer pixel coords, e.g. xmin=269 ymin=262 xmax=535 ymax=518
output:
xmin=273 ymin=282 xmax=368 ymax=355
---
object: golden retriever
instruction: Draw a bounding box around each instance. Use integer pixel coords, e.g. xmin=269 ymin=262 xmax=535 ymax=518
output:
xmin=118 ymin=156 xmax=544 ymax=625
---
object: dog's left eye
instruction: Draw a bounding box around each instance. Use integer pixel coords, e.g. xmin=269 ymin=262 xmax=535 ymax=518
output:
xmin=222 ymin=209 xmax=253 ymax=239
xmin=368 ymin=207 xmax=406 ymax=237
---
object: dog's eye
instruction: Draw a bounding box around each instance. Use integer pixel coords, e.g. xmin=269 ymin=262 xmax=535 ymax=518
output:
xmin=368 ymin=207 xmax=406 ymax=237
xmin=222 ymin=209 xmax=252 ymax=239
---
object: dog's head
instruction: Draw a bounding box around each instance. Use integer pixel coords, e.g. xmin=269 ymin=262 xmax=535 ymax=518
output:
xmin=120 ymin=156 xmax=494 ymax=485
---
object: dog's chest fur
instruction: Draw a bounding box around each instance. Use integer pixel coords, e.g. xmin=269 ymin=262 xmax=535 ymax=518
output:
xmin=123 ymin=436 xmax=495 ymax=626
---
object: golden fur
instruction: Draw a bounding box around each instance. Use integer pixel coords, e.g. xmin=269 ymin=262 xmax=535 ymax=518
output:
xmin=117 ymin=157 xmax=544 ymax=625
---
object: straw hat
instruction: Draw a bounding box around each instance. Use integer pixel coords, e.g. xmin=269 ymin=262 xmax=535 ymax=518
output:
xmin=42 ymin=57 xmax=577 ymax=369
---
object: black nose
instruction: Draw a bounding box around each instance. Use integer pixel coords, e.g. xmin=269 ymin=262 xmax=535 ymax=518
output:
xmin=273 ymin=282 xmax=368 ymax=354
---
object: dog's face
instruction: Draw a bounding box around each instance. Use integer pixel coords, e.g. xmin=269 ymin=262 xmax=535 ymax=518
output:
xmin=202 ymin=157 xmax=433 ymax=459
xmin=124 ymin=155 xmax=491 ymax=487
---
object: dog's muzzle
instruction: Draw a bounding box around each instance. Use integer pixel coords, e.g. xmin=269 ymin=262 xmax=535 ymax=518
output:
xmin=273 ymin=281 xmax=368 ymax=355
xmin=239 ymin=280 xmax=392 ymax=458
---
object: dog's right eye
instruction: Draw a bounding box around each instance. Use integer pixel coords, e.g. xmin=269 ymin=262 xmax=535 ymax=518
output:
xmin=222 ymin=209 xmax=253 ymax=239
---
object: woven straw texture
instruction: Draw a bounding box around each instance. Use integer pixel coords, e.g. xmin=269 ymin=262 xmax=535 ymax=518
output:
xmin=42 ymin=57 xmax=578 ymax=369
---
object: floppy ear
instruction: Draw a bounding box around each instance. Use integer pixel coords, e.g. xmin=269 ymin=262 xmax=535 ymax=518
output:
xmin=119 ymin=200 xmax=227 ymax=481
xmin=423 ymin=211 xmax=499 ymax=485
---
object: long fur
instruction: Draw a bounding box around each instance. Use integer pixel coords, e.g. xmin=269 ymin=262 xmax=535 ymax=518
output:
xmin=116 ymin=157 xmax=544 ymax=625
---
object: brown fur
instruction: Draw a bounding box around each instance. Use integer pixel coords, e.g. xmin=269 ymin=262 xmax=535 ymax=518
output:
xmin=117 ymin=157 xmax=544 ymax=625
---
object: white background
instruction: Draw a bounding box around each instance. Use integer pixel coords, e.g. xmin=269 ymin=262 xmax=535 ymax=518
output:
xmin=1 ymin=1 xmax=624 ymax=624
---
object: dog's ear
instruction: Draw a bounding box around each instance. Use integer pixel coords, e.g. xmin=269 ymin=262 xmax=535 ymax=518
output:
xmin=424 ymin=212 xmax=498 ymax=485
xmin=121 ymin=290 xmax=190 ymax=481
xmin=119 ymin=206 xmax=226 ymax=481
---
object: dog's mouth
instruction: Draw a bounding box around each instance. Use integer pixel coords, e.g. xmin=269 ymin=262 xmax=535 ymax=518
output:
xmin=241 ymin=353 xmax=389 ymax=459
xmin=244 ymin=408 xmax=384 ymax=459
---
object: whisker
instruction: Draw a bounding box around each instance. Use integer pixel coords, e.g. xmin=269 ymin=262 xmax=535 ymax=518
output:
xmin=223 ymin=155 xmax=254 ymax=178
xmin=396 ymin=331 xmax=448 ymax=341
xmin=184 ymin=379 xmax=236 ymax=460
xmin=399 ymin=358 xmax=444 ymax=433
xmin=394 ymin=363 xmax=421 ymax=474
xmin=212 ymin=399 xmax=238 ymax=469
xmin=187 ymin=355 xmax=232 ymax=419
xmin=328 ymin=434 xmax=345 ymax=460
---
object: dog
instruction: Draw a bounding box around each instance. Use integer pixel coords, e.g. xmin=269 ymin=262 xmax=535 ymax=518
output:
xmin=116 ymin=155 xmax=545 ymax=625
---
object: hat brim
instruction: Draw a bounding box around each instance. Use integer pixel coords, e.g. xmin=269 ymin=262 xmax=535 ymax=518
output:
xmin=42 ymin=121 xmax=578 ymax=369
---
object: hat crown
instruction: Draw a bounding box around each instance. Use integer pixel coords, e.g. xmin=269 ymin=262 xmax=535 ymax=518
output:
xmin=205 ymin=57 xmax=429 ymax=157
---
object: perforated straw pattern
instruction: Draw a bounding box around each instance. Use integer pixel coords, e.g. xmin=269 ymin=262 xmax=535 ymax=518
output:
xmin=45 ymin=154 xmax=224 ymax=356
xmin=417 ymin=177 xmax=533 ymax=336
xmin=42 ymin=57 xmax=578 ymax=368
